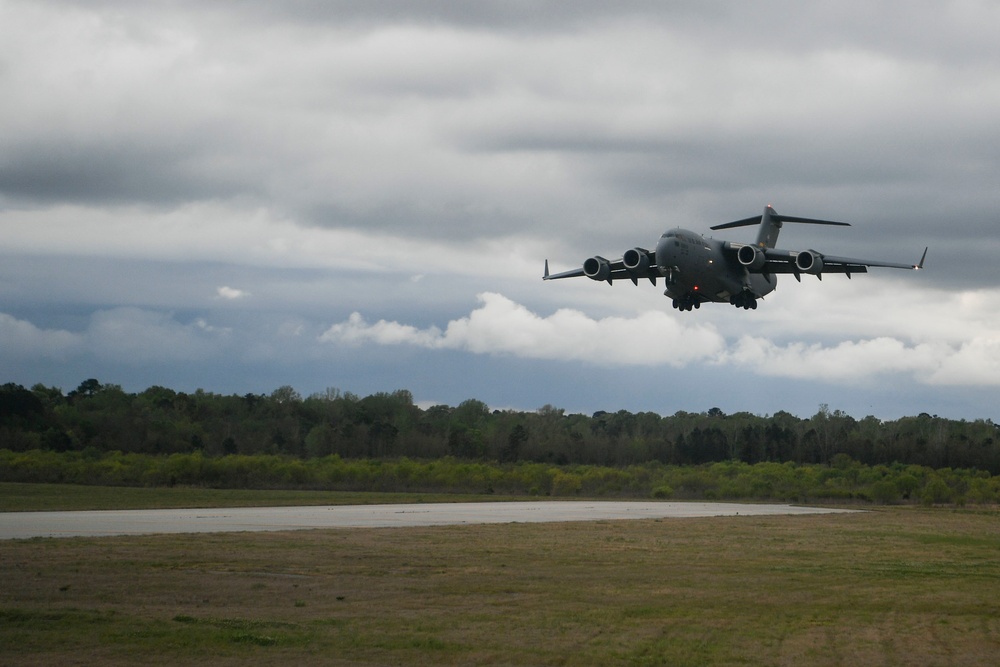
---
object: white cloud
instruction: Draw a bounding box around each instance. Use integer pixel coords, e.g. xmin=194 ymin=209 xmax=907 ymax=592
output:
xmin=0 ymin=312 xmax=81 ymax=359
xmin=217 ymin=285 xmax=248 ymax=300
xmin=927 ymin=336 xmax=1000 ymax=386
xmin=321 ymin=312 xmax=445 ymax=348
xmin=320 ymin=290 xmax=1000 ymax=387
xmin=321 ymin=292 xmax=721 ymax=365
xmin=719 ymin=336 xmax=941 ymax=383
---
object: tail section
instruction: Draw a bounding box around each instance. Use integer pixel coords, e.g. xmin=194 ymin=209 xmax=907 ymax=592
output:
xmin=756 ymin=205 xmax=781 ymax=248
xmin=710 ymin=206 xmax=851 ymax=248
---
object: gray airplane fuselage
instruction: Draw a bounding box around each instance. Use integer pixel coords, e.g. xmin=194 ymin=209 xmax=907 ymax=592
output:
xmin=655 ymin=229 xmax=774 ymax=304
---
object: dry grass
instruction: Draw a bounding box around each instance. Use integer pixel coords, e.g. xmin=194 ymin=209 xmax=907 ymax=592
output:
xmin=2 ymin=506 xmax=999 ymax=665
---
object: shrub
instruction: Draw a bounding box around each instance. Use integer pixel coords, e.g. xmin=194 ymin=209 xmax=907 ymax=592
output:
xmin=550 ymin=470 xmax=582 ymax=496
xmin=921 ymin=477 xmax=953 ymax=505
xmin=870 ymin=480 xmax=900 ymax=504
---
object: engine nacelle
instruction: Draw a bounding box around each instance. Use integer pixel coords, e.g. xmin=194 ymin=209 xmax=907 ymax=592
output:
xmin=583 ymin=256 xmax=611 ymax=281
xmin=622 ymin=248 xmax=650 ymax=273
xmin=737 ymin=245 xmax=767 ymax=270
xmin=795 ymin=250 xmax=824 ymax=275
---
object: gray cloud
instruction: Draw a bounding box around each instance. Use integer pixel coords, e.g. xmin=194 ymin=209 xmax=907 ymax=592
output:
xmin=2 ymin=0 xmax=998 ymax=418
xmin=4 ymin=2 xmax=996 ymax=249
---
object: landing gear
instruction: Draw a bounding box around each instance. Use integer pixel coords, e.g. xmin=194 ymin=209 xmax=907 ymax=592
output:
xmin=671 ymin=296 xmax=701 ymax=312
xmin=730 ymin=291 xmax=758 ymax=310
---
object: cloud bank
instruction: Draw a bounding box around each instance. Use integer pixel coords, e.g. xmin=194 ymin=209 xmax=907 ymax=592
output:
xmin=2 ymin=1 xmax=998 ymax=419
xmin=320 ymin=291 xmax=1000 ymax=387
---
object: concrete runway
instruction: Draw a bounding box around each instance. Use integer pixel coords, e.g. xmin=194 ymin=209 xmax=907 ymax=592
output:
xmin=0 ymin=501 xmax=857 ymax=539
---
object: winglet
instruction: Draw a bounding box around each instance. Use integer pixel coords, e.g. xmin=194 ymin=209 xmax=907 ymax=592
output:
xmin=543 ymin=259 xmax=550 ymax=280
xmin=914 ymin=247 xmax=928 ymax=270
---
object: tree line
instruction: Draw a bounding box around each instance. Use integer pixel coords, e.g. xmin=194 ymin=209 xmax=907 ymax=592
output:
xmin=2 ymin=379 xmax=998 ymax=473
xmin=2 ymin=448 xmax=995 ymax=506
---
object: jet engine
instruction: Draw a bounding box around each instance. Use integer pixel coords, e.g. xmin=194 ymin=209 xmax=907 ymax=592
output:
xmin=622 ymin=248 xmax=650 ymax=273
xmin=795 ymin=250 xmax=824 ymax=275
xmin=737 ymin=245 xmax=767 ymax=270
xmin=583 ymin=256 xmax=611 ymax=281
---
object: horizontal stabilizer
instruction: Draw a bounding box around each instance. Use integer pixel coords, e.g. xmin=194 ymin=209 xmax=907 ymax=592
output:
xmin=711 ymin=213 xmax=851 ymax=231
xmin=775 ymin=214 xmax=851 ymax=227
xmin=710 ymin=215 xmax=762 ymax=231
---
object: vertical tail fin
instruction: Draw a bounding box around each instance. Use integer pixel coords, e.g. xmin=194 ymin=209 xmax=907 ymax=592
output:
xmin=756 ymin=205 xmax=781 ymax=248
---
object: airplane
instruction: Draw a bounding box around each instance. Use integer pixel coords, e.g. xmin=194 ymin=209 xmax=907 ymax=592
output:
xmin=543 ymin=205 xmax=927 ymax=311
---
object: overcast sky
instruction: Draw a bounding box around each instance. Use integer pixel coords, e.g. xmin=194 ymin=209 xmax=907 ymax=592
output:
xmin=2 ymin=1 xmax=999 ymax=420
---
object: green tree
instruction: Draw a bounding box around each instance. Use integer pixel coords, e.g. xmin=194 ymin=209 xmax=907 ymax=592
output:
xmin=0 ymin=383 xmax=45 ymax=427
xmin=870 ymin=480 xmax=900 ymax=504
xmin=70 ymin=378 xmax=102 ymax=399
xmin=270 ymin=386 xmax=302 ymax=404
xmin=921 ymin=476 xmax=953 ymax=505
xmin=305 ymin=423 xmax=336 ymax=458
xmin=502 ymin=424 xmax=528 ymax=463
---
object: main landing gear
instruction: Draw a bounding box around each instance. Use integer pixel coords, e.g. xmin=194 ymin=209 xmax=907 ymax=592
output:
xmin=671 ymin=295 xmax=701 ymax=311
xmin=730 ymin=291 xmax=758 ymax=310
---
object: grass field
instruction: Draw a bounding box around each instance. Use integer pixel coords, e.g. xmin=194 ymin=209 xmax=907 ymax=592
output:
xmin=1 ymin=489 xmax=998 ymax=665
xmin=0 ymin=482 xmax=516 ymax=512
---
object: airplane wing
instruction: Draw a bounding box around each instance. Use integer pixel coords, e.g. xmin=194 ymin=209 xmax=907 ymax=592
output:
xmin=805 ymin=251 xmax=926 ymax=271
xmin=729 ymin=244 xmax=927 ymax=279
xmin=542 ymin=260 xmax=586 ymax=280
xmin=544 ymin=250 xmax=659 ymax=286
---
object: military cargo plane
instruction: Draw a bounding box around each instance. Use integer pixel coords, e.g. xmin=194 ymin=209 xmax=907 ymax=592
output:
xmin=543 ymin=205 xmax=926 ymax=311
